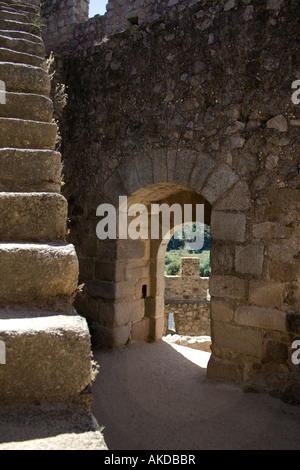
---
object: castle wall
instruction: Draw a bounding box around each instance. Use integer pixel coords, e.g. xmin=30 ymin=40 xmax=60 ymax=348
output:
xmin=43 ymin=0 xmax=300 ymax=396
xmin=164 ymin=258 xmax=210 ymax=336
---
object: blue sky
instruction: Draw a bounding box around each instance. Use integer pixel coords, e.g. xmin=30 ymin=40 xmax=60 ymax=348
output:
xmin=89 ymin=0 xmax=108 ymax=17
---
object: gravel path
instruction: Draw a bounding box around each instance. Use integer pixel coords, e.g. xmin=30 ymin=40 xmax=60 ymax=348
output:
xmin=91 ymin=339 xmax=300 ymax=450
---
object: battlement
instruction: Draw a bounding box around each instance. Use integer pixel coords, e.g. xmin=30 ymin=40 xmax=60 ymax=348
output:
xmin=40 ymin=0 xmax=195 ymax=53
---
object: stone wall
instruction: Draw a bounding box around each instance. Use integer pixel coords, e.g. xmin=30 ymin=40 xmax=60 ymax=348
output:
xmin=41 ymin=0 xmax=90 ymax=52
xmin=164 ymin=257 xmax=210 ymax=336
xmin=45 ymin=0 xmax=300 ymax=396
xmin=40 ymin=0 xmax=207 ymax=53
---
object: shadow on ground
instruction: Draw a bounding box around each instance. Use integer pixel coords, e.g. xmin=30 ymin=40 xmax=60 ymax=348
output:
xmin=92 ymin=340 xmax=300 ymax=450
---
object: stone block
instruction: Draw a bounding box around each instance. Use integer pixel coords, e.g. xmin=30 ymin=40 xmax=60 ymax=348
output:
xmin=112 ymin=324 xmax=131 ymax=347
xmin=131 ymin=318 xmax=150 ymax=341
xmin=210 ymin=275 xmax=247 ymax=301
xmin=266 ymin=340 xmax=288 ymax=363
xmin=189 ymin=153 xmax=217 ymax=193
xmin=210 ymin=242 xmax=234 ymax=274
xmin=286 ymin=312 xmax=300 ymax=333
xmin=0 ymin=314 xmax=92 ymax=404
xmin=0 ymin=243 xmax=79 ymax=306
xmin=211 ymin=211 xmax=246 ymax=242
xmin=210 ymin=299 xmax=234 ymax=322
xmin=249 ymin=280 xmax=286 ymax=308
xmin=207 ymin=355 xmax=243 ymax=382
xmin=212 ymin=321 xmax=264 ymax=358
xmin=235 ymin=245 xmax=264 ymax=275
xmin=202 ymin=165 xmax=239 ymax=204
xmin=268 ymin=261 xmax=299 ymax=282
xmin=214 ymin=181 xmax=251 ymax=211
xmin=235 ymin=305 xmax=286 ymax=332
xmin=101 ymin=299 xmax=145 ymax=327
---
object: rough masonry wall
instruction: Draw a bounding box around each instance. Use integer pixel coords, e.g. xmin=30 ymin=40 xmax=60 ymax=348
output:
xmin=41 ymin=0 xmax=213 ymax=53
xmin=164 ymin=258 xmax=210 ymax=336
xmin=55 ymin=0 xmax=300 ymax=395
xmin=41 ymin=0 xmax=90 ymax=52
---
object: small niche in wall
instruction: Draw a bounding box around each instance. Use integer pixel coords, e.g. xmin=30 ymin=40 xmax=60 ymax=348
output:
xmin=127 ymin=16 xmax=139 ymax=25
xmin=142 ymin=284 xmax=147 ymax=299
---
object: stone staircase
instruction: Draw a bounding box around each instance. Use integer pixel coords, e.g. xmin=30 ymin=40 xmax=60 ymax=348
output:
xmin=0 ymin=0 xmax=106 ymax=450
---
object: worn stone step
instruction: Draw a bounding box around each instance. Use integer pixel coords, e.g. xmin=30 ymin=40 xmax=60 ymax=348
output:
xmin=0 ymin=243 xmax=79 ymax=306
xmin=0 ymin=312 xmax=92 ymax=404
xmin=0 ymin=28 xmax=43 ymax=44
xmin=0 ymin=1 xmax=40 ymax=15
xmin=0 ymin=118 xmax=57 ymax=149
xmin=0 ymin=9 xmax=32 ymax=24
xmin=0 ymin=92 xmax=53 ymax=121
xmin=0 ymin=33 xmax=45 ymax=56
xmin=0 ymin=61 xmax=50 ymax=94
xmin=0 ymin=18 xmax=40 ymax=36
xmin=0 ymin=403 xmax=107 ymax=450
xmin=0 ymin=148 xmax=62 ymax=193
xmin=0 ymin=193 xmax=68 ymax=242
xmin=0 ymin=46 xmax=45 ymax=67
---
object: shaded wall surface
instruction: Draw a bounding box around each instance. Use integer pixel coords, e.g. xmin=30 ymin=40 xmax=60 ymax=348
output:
xmin=44 ymin=0 xmax=300 ymax=395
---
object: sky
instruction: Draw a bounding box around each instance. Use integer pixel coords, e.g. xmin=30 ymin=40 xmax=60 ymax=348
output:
xmin=89 ymin=0 xmax=108 ymax=17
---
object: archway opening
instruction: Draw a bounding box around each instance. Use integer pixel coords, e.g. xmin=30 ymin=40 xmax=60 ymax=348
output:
xmin=163 ymin=222 xmax=211 ymax=356
xmin=88 ymin=182 xmax=212 ymax=352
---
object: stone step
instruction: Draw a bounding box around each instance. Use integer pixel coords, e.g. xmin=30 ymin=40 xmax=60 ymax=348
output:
xmin=0 ymin=243 xmax=79 ymax=306
xmin=0 ymin=192 xmax=68 ymax=242
xmin=0 ymin=1 xmax=40 ymax=15
xmin=0 ymin=61 xmax=50 ymax=94
xmin=0 ymin=312 xmax=92 ymax=404
xmin=0 ymin=117 xmax=57 ymax=149
xmin=0 ymin=148 xmax=62 ymax=193
xmin=0 ymin=92 xmax=53 ymax=121
xmin=0 ymin=33 xmax=45 ymax=56
xmin=0 ymin=18 xmax=40 ymax=36
xmin=0 ymin=46 xmax=45 ymax=67
xmin=0 ymin=28 xmax=43 ymax=44
xmin=0 ymin=9 xmax=33 ymax=24
xmin=0 ymin=403 xmax=107 ymax=450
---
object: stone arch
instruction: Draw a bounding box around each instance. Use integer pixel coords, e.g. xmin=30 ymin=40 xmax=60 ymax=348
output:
xmin=78 ymin=153 xmax=257 ymax=384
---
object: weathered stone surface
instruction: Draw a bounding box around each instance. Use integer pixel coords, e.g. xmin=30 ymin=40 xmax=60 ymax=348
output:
xmin=0 ymin=193 xmax=68 ymax=241
xmin=235 ymin=245 xmax=264 ymax=275
xmin=266 ymin=340 xmax=288 ymax=364
xmin=214 ymin=182 xmax=252 ymax=212
xmin=210 ymin=275 xmax=247 ymax=301
xmin=131 ymin=317 xmax=150 ymax=341
xmin=207 ymin=355 xmax=243 ymax=382
xmin=210 ymin=299 xmax=234 ymax=323
xmin=202 ymin=165 xmax=239 ymax=204
xmin=0 ymin=149 xmax=62 ymax=192
xmin=0 ymin=118 xmax=57 ymax=149
xmin=0 ymin=62 xmax=50 ymax=95
xmin=0 ymin=244 xmax=79 ymax=306
xmin=211 ymin=211 xmax=246 ymax=243
xmin=249 ymin=281 xmax=286 ymax=308
xmin=0 ymin=314 xmax=91 ymax=404
xmin=0 ymin=92 xmax=53 ymax=122
xmin=0 ymin=33 xmax=45 ymax=56
xmin=235 ymin=305 xmax=286 ymax=332
xmin=212 ymin=321 xmax=264 ymax=359
xmin=0 ymin=47 xmax=44 ymax=68
xmin=267 ymin=115 xmax=288 ymax=132
xmin=0 ymin=403 xmax=107 ymax=450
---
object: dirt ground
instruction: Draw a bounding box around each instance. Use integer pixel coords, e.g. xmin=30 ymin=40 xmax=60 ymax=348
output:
xmin=91 ymin=339 xmax=300 ymax=450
